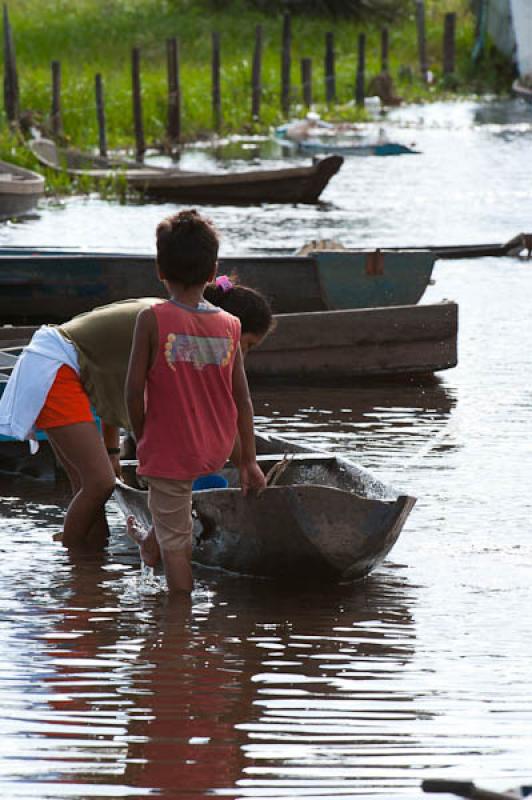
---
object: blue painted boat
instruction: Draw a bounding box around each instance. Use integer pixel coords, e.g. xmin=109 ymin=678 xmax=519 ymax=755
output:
xmin=0 ymin=352 xmax=56 ymax=478
xmin=275 ymin=125 xmax=419 ymax=156
xmin=0 ymin=246 xmax=436 ymax=324
xmin=296 ymin=140 xmax=418 ymax=156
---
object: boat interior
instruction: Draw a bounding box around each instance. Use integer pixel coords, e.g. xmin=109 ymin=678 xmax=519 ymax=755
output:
xmin=119 ymin=431 xmax=388 ymax=500
xmin=120 ymin=451 xmax=359 ymax=493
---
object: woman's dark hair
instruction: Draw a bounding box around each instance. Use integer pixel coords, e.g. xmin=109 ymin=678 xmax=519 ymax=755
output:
xmin=204 ymin=278 xmax=273 ymax=335
xmin=156 ymin=209 xmax=219 ymax=287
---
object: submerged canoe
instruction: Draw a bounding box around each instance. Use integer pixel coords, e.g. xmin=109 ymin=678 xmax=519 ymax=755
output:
xmin=0 ymin=159 xmax=44 ymax=220
xmin=115 ymin=432 xmax=416 ymax=582
xmin=28 ymin=138 xmax=343 ymax=205
xmin=0 ymin=246 xmax=436 ymax=324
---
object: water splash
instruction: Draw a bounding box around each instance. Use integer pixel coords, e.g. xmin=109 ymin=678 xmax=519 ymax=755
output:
xmin=122 ymin=562 xmax=166 ymax=601
xmin=402 ymin=421 xmax=458 ymax=470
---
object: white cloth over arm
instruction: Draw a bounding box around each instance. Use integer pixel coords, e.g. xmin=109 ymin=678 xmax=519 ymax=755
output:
xmin=0 ymin=326 xmax=79 ymax=441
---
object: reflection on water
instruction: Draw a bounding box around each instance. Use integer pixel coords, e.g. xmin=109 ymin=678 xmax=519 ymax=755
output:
xmin=252 ymin=379 xmax=456 ymax=477
xmin=0 ymin=100 xmax=532 ymax=797
xmin=0 ymin=477 xmax=419 ymax=799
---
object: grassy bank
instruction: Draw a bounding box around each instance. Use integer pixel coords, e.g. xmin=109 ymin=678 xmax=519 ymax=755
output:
xmin=0 ymin=0 xmax=513 ymax=194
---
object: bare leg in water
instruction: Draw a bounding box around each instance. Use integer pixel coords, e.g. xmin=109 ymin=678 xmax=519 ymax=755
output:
xmin=126 ymin=516 xmax=161 ymax=568
xmin=127 ymin=516 xmax=192 ymax=594
xmin=48 ymin=439 xmax=111 ymax=549
xmin=45 ymin=422 xmax=116 ymax=550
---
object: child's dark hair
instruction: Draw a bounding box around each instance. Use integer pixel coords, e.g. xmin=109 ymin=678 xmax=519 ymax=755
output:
xmin=156 ymin=209 xmax=219 ymax=287
xmin=204 ymin=277 xmax=274 ymax=336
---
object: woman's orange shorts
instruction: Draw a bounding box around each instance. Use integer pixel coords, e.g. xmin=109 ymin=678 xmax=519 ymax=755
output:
xmin=35 ymin=365 xmax=94 ymax=429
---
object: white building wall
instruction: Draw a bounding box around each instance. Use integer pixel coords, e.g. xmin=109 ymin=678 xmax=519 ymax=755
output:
xmin=511 ymin=0 xmax=532 ymax=79
xmin=487 ymin=0 xmax=515 ymax=58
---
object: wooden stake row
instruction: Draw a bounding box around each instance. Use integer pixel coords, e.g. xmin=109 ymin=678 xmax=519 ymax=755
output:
xmin=2 ymin=3 xmax=458 ymax=158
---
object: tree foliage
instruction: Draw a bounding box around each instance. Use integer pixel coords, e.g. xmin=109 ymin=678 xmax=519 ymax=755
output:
xmin=208 ymin=0 xmax=411 ymax=21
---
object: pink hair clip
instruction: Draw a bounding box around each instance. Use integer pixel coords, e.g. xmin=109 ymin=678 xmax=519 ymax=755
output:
xmin=215 ymin=275 xmax=233 ymax=293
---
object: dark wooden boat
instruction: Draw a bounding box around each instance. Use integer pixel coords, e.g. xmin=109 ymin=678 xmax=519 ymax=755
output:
xmin=114 ymin=431 xmax=416 ymax=582
xmin=28 ymin=138 xmax=343 ymax=204
xmin=0 ymin=245 xmax=437 ymax=324
xmin=245 ymin=301 xmax=458 ymax=380
xmin=432 ymin=232 xmax=532 ymax=259
xmin=0 ymin=298 xmax=458 ymax=382
xmin=0 ymin=159 xmax=44 ymax=220
xmin=1 ymin=228 xmax=529 ymax=326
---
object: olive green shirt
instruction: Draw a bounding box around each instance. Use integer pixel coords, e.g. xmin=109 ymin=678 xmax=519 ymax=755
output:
xmin=59 ymin=297 xmax=164 ymax=429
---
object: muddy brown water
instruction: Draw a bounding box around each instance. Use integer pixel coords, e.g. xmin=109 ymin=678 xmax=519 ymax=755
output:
xmin=0 ymin=101 xmax=531 ymax=798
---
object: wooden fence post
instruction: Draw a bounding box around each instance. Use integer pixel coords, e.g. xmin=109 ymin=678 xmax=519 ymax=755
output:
xmin=251 ymin=24 xmax=263 ymax=121
xmin=324 ymin=31 xmax=335 ymax=104
xmin=3 ymin=4 xmax=19 ymax=123
xmin=95 ymin=73 xmax=107 ymax=158
xmin=212 ymin=31 xmax=221 ymax=132
xmin=166 ymin=37 xmax=181 ymax=144
xmin=51 ymin=60 xmax=62 ymax=137
xmin=415 ymin=0 xmax=428 ymax=82
xmin=131 ymin=47 xmax=145 ymax=162
xmin=301 ymin=57 xmax=312 ymax=107
xmin=381 ymin=28 xmax=389 ymax=73
xmin=355 ymin=33 xmax=366 ymax=107
xmin=443 ymin=12 xmax=456 ymax=76
xmin=281 ymin=13 xmax=291 ymax=116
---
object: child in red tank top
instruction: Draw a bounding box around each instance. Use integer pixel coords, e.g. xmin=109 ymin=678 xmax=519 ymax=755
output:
xmin=126 ymin=210 xmax=269 ymax=595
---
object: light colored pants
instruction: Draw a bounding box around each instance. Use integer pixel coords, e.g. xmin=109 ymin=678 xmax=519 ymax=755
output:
xmin=145 ymin=477 xmax=193 ymax=552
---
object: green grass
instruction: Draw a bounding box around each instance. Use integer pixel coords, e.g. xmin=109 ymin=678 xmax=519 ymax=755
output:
xmin=0 ymin=0 xmax=512 ymax=194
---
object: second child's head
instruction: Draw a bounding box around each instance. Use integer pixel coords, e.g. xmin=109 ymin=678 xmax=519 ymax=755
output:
xmin=156 ymin=209 xmax=219 ymax=286
xmin=204 ymin=277 xmax=274 ymax=355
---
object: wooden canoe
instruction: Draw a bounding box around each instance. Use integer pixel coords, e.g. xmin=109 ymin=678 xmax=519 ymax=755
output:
xmin=0 ymin=159 xmax=44 ymax=220
xmin=245 ymin=301 xmax=458 ymax=380
xmin=28 ymin=138 xmax=343 ymax=204
xmin=0 ymin=229 xmax=526 ymax=323
xmin=114 ymin=432 xmax=416 ymax=582
xmin=0 ymin=245 xmax=436 ymax=324
xmin=0 ymin=299 xmax=458 ymax=381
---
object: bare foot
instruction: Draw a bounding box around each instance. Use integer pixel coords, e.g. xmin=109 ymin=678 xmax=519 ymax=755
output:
xmin=126 ymin=515 xmax=161 ymax=568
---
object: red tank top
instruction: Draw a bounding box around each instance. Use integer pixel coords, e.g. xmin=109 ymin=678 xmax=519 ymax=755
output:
xmin=137 ymin=299 xmax=241 ymax=479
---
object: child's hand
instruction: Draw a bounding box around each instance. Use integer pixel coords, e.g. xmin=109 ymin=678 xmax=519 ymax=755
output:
xmin=239 ymin=460 xmax=266 ymax=496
